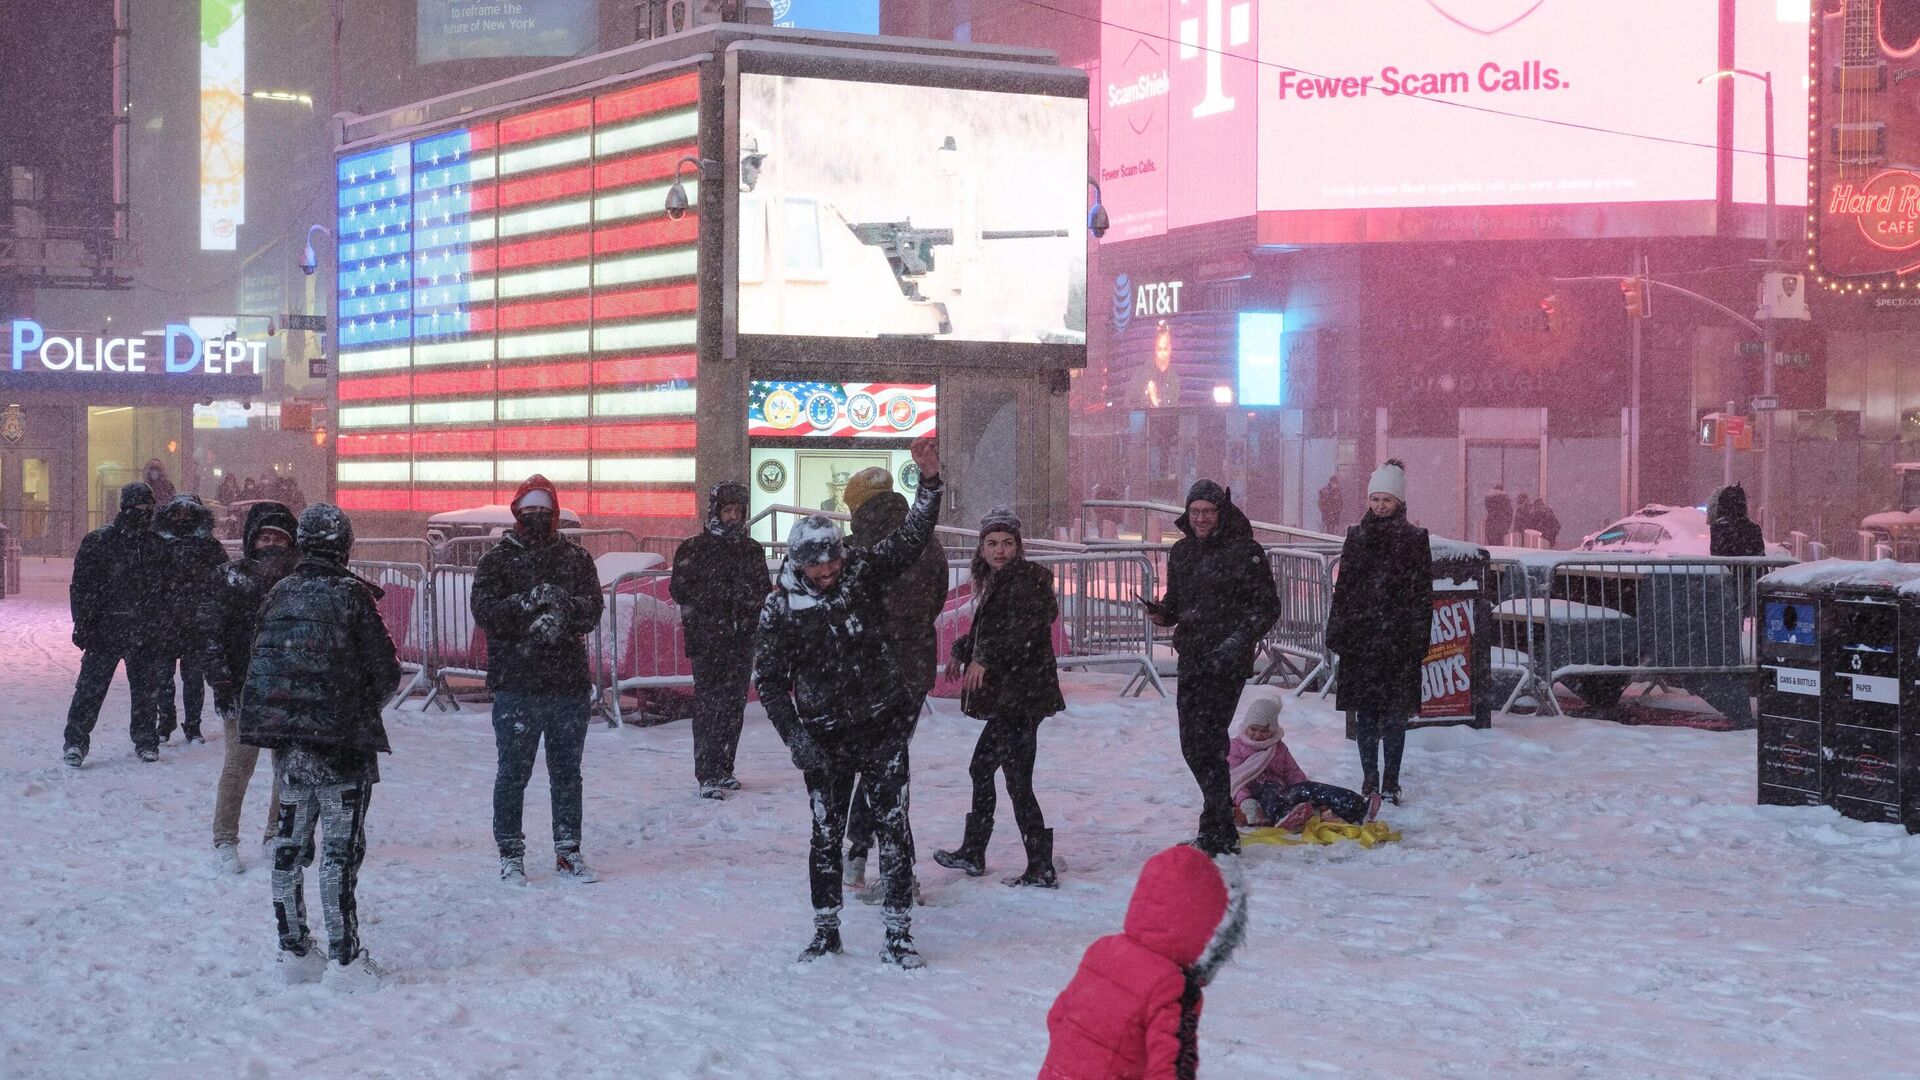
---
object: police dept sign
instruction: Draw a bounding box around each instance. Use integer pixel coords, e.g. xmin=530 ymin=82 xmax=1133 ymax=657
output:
xmin=9 ymin=319 xmax=263 ymax=376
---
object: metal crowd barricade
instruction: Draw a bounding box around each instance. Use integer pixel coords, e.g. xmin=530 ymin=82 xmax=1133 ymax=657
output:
xmin=562 ymin=527 xmax=640 ymax=562
xmin=350 ymin=559 xmax=434 ymax=708
xmin=1030 ymin=551 xmax=1166 ymax=697
xmin=637 ymin=535 xmax=684 ymax=562
xmin=600 ymin=567 xmax=706 ymax=726
xmin=1256 ymin=547 xmax=1337 ymax=692
xmin=353 ymin=537 xmax=436 ymax=567
xmin=1488 ymin=553 xmax=1793 ymax=719
xmin=425 ymin=564 xmax=487 ymax=711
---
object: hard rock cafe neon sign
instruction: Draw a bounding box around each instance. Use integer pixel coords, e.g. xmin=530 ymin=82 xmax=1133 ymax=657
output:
xmin=1826 ymin=170 xmax=1920 ymax=255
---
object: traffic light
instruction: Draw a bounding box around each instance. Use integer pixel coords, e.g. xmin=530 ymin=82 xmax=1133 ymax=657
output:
xmin=1699 ymin=412 xmax=1753 ymax=450
xmin=1619 ymin=276 xmax=1651 ymax=318
xmin=1537 ymin=293 xmax=1564 ymax=334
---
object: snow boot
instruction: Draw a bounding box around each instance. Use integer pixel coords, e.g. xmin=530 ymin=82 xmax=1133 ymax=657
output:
xmin=500 ymin=854 xmax=527 ymax=886
xmin=798 ymin=913 xmax=843 ymax=962
xmin=1277 ymin=802 xmax=1316 ymax=833
xmin=932 ymin=812 xmax=991 ymax=876
xmin=1383 ymin=785 xmax=1403 ymax=806
xmin=1237 ymin=798 xmax=1269 ymax=828
xmin=136 ymin=747 xmax=159 ymax=763
xmin=718 ymin=776 xmax=742 ymax=791
xmin=1003 ymin=829 xmax=1058 ymax=888
xmin=277 ymin=940 xmax=328 ymax=985
xmin=323 ymin=949 xmax=386 ymax=993
xmin=555 ymin=848 xmax=597 ymax=883
xmin=698 ymin=781 xmax=728 ymax=800
xmin=184 ymin=726 xmax=205 ymax=745
xmin=880 ymin=912 xmax=924 ymax=970
xmin=62 ymin=746 xmax=83 ymax=769
xmin=844 ymin=851 xmax=868 ymax=891
xmin=214 ymin=843 xmax=243 ymax=875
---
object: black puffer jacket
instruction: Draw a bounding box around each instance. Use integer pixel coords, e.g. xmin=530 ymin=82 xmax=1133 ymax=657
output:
xmin=1326 ymin=506 xmax=1433 ymax=715
xmin=1158 ymin=482 xmax=1280 ymax=679
xmin=754 ymin=475 xmax=943 ymax=748
xmin=70 ymin=486 xmax=166 ymax=652
xmin=850 ymin=490 xmax=948 ymax=700
xmin=669 ymin=483 xmax=772 ymax=657
xmin=470 ymin=528 xmax=605 ymax=696
xmin=1709 ymin=485 xmax=1765 ymax=557
xmin=952 ymin=558 xmax=1064 ymax=720
xmin=198 ymin=501 xmax=300 ymax=709
xmin=153 ymin=495 xmax=231 ymax=656
xmin=239 ymin=558 xmax=401 ymax=754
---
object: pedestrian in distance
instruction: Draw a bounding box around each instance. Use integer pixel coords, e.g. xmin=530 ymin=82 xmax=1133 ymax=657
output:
xmin=753 ymin=435 xmax=943 ymax=968
xmin=61 ymin=482 xmax=169 ymax=767
xmin=1038 ymin=844 xmax=1248 ymax=1080
xmin=932 ymin=507 xmax=1065 ymax=887
xmin=1227 ymin=691 xmax=1378 ymax=831
xmin=1483 ymin=482 xmax=1511 ymax=546
xmin=152 ymin=494 xmax=228 ymax=744
xmin=1143 ymin=480 xmax=1280 ymax=856
xmin=1708 ymin=484 xmax=1765 ymax=557
xmin=669 ymin=481 xmax=772 ymax=799
xmin=199 ymin=500 xmax=300 ymax=874
xmin=470 ymin=476 xmax=607 ymax=885
xmin=240 ymin=504 xmax=401 ymax=991
xmin=216 ymin=472 xmax=241 ymax=506
xmin=240 ymin=477 xmax=260 ymax=502
xmin=841 ymin=465 xmax=947 ymax=893
xmin=1325 ymin=460 xmax=1433 ymax=805
xmin=1533 ymin=498 xmax=1561 ymax=548
xmin=1510 ymin=492 xmax=1535 ymax=544
xmin=1317 ymin=473 xmax=1344 ymax=535
xmin=143 ymin=458 xmax=176 ymax=504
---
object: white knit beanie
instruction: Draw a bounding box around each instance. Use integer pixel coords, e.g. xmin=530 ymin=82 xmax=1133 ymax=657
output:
xmin=1368 ymin=459 xmax=1407 ymax=502
xmin=1239 ymin=691 xmax=1283 ymax=735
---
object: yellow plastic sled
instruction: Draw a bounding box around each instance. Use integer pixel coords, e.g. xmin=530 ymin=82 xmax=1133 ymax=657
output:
xmin=1242 ymin=817 xmax=1400 ymax=849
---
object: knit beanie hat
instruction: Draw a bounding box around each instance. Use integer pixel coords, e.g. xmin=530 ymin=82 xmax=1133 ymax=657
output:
xmin=1367 ymin=459 xmax=1407 ymax=502
xmin=842 ymin=467 xmax=894 ymax=514
xmin=787 ymin=515 xmax=845 ymax=565
xmin=978 ymin=505 xmax=1022 ymax=540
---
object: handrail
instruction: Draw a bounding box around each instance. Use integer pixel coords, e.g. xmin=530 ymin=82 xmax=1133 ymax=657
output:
xmin=746 ymin=502 xmax=1084 ymax=552
xmin=1082 ymin=498 xmax=1342 ymax=547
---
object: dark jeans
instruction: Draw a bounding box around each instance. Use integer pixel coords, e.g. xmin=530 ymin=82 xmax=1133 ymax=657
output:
xmin=1177 ymin=661 xmax=1246 ymax=854
xmin=1248 ymin=778 xmax=1369 ymax=826
xmin=845 ymin=701 xmax=924 ymax=860
xmin=63 ymin=648 xmax=167 ymax=755
xmin=1355 ymin=710 xmax=1407 ymax=790
xmin=158 ymin=652 xmax=208 ymax=737
xmin=806 ymin=719 xmax=915 ymax=915
xmin=492 ymin=691 xmax=591 ymax=858
xmin=690 ymin=644 xmax=752 ymax=785
xmin=964 ymin=713 xmax=1045 ymax=840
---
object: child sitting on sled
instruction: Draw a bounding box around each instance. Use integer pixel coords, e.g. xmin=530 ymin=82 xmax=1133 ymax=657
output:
xmin=1228 ymin=692 xmax=1380 ymax=832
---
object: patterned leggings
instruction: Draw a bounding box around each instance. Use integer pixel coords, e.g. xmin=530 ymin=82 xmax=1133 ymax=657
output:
xmin=271 ymin=779 xmax=372 ymax=963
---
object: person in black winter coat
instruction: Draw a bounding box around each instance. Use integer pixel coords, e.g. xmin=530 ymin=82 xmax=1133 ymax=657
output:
xmin=1146 ymin=480 xmax=1281 ymax=856
xmin=143 ymin=459 xmax=176 ymax=504
xmin=62 ymin=482 xmax=170 ymax=767
xmin=1325 ymin=460 xmax=1433 ymax=804
xmin=932 ymin=507 xmax=1065 ymax=887
xmin=1483 ymin=484 xmax=1511 ymax=546
xmin=241 ymin=503 xmax=400 ymax=989
xmin=669 ymin=481 xmax=771 ymax=798
xmin=199 ymin=501 xmax=299 ymax=871
xmin=1709 ymin=484 xmax=1765 ymax=557
xmin=471 ymin=475 xmax=607 ymax=884
xmin=153 ymin=494 xmax=230 ymax=743
xmin=753 ymin=436 xmax=942 ymax=969
xmin=840 ymin=467 xmax=948 ymax=890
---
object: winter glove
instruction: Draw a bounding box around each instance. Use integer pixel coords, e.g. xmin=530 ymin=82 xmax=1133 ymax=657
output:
xmin=528 ymin=609 xmax=569 ymax=645
xmin=530 ymin=583 xmax=569 ymax=611
xmin=786 ymin=730 xmax=830 ymax=772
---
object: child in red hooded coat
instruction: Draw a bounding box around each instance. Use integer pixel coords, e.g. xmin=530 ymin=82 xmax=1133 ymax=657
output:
xmin=1038 ymin=845 xmax=1249 ymax=1080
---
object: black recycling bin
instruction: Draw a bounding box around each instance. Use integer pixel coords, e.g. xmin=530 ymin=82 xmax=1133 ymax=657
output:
xmin=1824 ymin=580 xmax=1917 ymax=829
xmin=1756 ymin=582 xmax=1821 ymax=806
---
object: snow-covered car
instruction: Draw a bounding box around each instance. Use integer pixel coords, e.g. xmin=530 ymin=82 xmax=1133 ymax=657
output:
xmin=1580 ymin=505 xmax=1789 ymax=557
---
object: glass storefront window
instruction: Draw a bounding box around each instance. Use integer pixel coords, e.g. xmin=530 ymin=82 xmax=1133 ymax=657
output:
xmin=87 ymin=406 xmax=181 ymax=527
xmin=20 ymin=457 xmax=50 ymax=539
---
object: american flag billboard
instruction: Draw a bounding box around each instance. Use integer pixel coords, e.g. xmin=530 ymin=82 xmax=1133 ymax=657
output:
xmin=333 ymin=71 xmax=703 ymax=520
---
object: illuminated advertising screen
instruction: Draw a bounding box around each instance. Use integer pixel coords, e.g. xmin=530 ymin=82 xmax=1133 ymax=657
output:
xmin=330 ymin=72 xmax=702 ymax=520
xmin=200 ymin=0 xmax=246 ymax=250
xmin=771 ymin=0 xmax=881 ymax=34
xmin=1810 ymin=0 xmax=1920 ymax=290
xmin=747 ymin=380 xmax=936 ymax=438
xmin=1099 ymin=0 xmax=1808 ymax=244
xmin=416 ymin=0 xmax=598 ymax=64
xmin=736 ymin=74 xmax=1088 ymax=343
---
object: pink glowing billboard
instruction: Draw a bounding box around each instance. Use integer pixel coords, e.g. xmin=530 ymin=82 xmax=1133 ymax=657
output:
xmin=1098 ymin=0 xmax=1809 ymax=244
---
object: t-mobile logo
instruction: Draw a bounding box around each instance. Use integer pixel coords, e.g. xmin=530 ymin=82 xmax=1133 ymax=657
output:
xmin=1178 ymin=0 xmax=1250 ymax=118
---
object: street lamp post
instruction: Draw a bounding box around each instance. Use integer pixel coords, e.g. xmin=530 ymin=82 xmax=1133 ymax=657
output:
xmin=1701 ymin=67 xmax=1778 ymax=538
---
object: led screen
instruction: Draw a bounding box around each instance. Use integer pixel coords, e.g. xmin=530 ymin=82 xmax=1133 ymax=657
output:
xmin=737 ymin=74 xmax=1088 ymax=343
xmin=1236 ymin=312 xmax=1283 ymax=407
xmin=747 ymin=380 xmax=936 ymax=438
xmin=1100 ymin=0 xmax=1808 ymax=243
xmin=200 ymin=0 xmax=245 ymax=250
xmin=417 ymin=0 xmax=598 ymax=64
xmin=331 ymin=73 xmax=703 ymax=521
xmin=771 ymin=0 xmax=880 ymax=34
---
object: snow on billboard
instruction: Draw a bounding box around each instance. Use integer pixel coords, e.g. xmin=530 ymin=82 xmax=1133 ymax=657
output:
xmin=736 ymin=75 xmax=1088 ymax=343
xmin=1098 ymin=0 xmax=1808 ymax=243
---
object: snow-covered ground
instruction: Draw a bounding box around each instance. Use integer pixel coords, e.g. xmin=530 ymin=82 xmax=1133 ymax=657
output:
xmin=4 ymin=557 xmax=1918 ymax=1079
